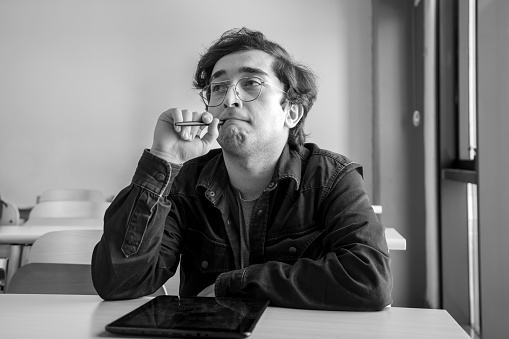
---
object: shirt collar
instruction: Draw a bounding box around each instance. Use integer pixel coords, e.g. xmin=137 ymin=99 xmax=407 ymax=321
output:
xmin=271 ymin=143 xmax=302 ymax=190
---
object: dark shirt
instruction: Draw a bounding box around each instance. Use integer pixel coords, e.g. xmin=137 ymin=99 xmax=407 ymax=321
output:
xmin=91 ymin=143 xmax=393 ymax=310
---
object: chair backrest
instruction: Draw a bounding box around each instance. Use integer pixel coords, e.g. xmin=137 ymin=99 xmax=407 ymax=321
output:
xmin=15 ymin=230 xmax=167 ymax=296
xmin=37 ymin=189 xmax=105 ymax=203
xmin=6 ymin=263 xmax=98 ymax=295
xmin=27 ymin=230 xmax=102 ymax=264
xmin=0 ymin=199 xmax=20 ymax=226
xmin=6 ymin=263 xmax=168 ymax=296
xmin=22 ymin=217 xmax=103 ymax=226
xmin=28 ymin=201 xmax=110 ymax=219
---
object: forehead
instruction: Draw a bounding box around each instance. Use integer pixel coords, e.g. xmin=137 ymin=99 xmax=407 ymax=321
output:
xmin=210 ymin=50 xmax=277 ymax=81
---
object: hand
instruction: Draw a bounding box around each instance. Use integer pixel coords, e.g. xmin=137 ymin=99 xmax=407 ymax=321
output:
xmin=197 ymin=283 xmax=216 ymax=297
xmin=150 ymin=108 xmax=220 ymax=164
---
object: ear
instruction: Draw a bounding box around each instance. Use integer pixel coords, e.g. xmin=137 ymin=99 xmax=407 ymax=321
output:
xmin=284 ymin=102 xmax=304 ymax=128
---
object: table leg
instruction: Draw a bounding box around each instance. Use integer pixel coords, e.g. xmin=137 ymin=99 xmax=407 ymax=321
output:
xmin=5 ymin=245 xmax=22 ymax=291
xmin=20 ymin=245 xmax=31 ymax=266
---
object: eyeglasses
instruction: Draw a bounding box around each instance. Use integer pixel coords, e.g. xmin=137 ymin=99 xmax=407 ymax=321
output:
xmin=200 ymin=76 xmax=287 ymax=107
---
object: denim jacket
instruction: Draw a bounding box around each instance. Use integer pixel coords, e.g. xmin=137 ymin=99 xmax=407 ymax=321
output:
xmin=92 ymin=143 xmax=392 ymax=311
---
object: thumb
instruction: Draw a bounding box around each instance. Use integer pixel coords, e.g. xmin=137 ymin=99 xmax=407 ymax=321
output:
xmin=200 ymin=118 xmax=220 ymax=148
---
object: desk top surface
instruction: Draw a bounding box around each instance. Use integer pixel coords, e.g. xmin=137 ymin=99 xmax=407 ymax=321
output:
xmin=0 ymin=223 xmax=103 ymax=244
xmin=0 ymin=294 xmax=468 ymax=339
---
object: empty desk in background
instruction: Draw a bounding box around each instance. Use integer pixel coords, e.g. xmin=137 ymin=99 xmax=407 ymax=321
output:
xmin=385 ymin=228 xmax=406 ymax=250
xmin=0 ymin=294 xmax=470 ymax=339
xmin=0 ymin=223 xmax=104 ymax=245
xmin=0 ymin=221 xmax=103 ymax=290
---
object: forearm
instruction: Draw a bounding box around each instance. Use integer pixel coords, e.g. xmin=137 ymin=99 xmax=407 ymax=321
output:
xmin=216 ymin=239 xmax=392 ymax=311
xmin=92 ymin=150 xmax=181 ymax=300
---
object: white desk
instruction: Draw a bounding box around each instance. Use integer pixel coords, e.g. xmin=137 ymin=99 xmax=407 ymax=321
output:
xmin=0 ymin=224 xmax=103 ymax=245
xmin=385 ymin=227 xmax=406 ymax=250
xmin=0 ymin=294 xmax=469 ymax=339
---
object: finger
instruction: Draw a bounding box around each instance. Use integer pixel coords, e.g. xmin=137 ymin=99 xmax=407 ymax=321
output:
xmin=166 ymin=108 xmax=183 ymax=133
xmin=195 ymin=112 xmax=213 ymax=139
xmin=188 ymin=111 xmax=203 ymax=140
xmin=200 ymin=111 xmax=214 ymax=125
xmin=193 ymin=125 xmax=209 ymax=140
xmin=190 ymin=111 xmax=213 ymax=139
xmin=155 ymin=109 xmax=180 ymax=141
xmin=200 ymin=118 xmax=220 ymax=147
xmin=180 ymin=109 xmax=194 ymax=140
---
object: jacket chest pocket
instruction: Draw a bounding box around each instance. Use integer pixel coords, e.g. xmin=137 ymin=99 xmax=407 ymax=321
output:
xmin=183 ymin=228 xmax=234 ymax=274
xmin=264 ymin=226 xmax=324 ymax=264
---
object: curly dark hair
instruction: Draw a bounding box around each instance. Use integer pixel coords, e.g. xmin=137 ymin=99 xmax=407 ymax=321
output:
xmin=193 ymin=27 xmax=318 ymax=147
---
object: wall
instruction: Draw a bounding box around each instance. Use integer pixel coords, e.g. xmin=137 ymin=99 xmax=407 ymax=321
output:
xmin=477 ymin=0 xmax=509 ymax=338
xmin=0 ymin=0 xmax=373 ymax=207
xmin=373 ymin=0 xmax=428 ymax=307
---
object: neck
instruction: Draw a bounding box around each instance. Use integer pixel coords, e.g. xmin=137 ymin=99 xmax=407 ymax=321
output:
xmin=224 ymin=149 xmax=282 ymax=201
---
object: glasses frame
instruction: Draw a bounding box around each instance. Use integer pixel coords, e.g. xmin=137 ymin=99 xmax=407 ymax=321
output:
xmin=200 ymin=76 xmax=287 ymax=107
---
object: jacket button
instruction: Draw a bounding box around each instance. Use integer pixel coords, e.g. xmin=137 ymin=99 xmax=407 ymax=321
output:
xmin=155 ymin=173 xmax=165 ymax=182
xmin=257 ymin=210 xmax=263 ymax=216
xmin=268 ymin=182 xmax=276 ymax=189
xmin=289 ymin=247 xmax=297 ymax=254
xmin=201 ymin=261 xmax=209 ymax=269
xmin=208 ymin=191 xmax=215 ymax=197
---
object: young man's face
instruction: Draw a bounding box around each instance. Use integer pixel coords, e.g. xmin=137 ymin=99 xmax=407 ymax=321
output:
xmin=208 ymin=50 xmax=290 ymax=159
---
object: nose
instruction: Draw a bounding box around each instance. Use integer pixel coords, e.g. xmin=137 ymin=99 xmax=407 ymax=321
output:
xmin=222 ymin=85 xmax=242 ymax=108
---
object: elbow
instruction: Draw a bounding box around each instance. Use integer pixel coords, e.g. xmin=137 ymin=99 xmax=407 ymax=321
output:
xmin=92 ymin=274 xmax=133 ymax=301
xmin=363 ymin=271 xmax=393 ymax=311
xmin=91 ymin=253 xmax=124 ymax=301
xmin=360 ymin=252 xmax=393 ymax=311
xmin=366 ymin=289 xmax=392 ymax=311
xmin=92 ymin=279 xmax=117 ymax=301
xmin=91 ymin=261 xmax=138 ymax=301
xmin=91 ymin=268 xmax=119 ymax=301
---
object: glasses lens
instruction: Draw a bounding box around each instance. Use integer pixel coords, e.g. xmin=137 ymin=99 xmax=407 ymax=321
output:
xmin=200 ymin=77 xmax=263 ymax=107
xmin=201 ymin=83 xmax=227 ymax=107
xmin=236 ymin=77 xmax=263 ymax=102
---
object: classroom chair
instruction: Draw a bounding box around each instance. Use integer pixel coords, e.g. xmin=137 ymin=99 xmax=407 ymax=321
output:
xmin=0 ymin=199 xmax=20 ymax=226
xmin=7 ymin=229 xmax=171 ymax=296
xmin=0 ymin=198 xmax=20 ymax=292
xmin=26 ymin=229 xmax=179 ymax=295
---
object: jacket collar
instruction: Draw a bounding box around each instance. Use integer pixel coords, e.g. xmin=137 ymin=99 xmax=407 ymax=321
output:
xmin=196 ymin=144 xmax=303 ymax=201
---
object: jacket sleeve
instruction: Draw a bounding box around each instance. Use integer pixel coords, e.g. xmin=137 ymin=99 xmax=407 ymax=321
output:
xmin=214 ymin=168 xmax=393 ymax=311
xmin=91 ymin=150 xmax=182 ymax=300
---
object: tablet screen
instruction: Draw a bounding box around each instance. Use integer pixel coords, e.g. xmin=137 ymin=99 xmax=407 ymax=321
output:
xmin=105 ymin=295 xmax=269 ymax=338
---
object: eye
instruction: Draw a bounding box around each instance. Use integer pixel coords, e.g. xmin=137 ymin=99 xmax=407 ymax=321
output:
xmin=240 ymin=78 xmax=262 ymax=89
xmin=210 ymin=83 xmax=227 ymax=94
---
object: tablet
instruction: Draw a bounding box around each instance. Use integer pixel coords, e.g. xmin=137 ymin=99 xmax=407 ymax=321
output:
xmin=105 ymin=295 xmax=269 ymax=338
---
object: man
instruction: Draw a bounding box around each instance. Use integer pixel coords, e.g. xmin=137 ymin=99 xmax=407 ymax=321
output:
xmin=92 ymin=28 xmax=392 ymax=311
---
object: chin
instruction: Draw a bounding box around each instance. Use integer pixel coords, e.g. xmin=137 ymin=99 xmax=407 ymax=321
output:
xmin=218 ymin=133 xmax=248 ymax=155
xmin=219 ymin=127 xmax=245 ymax=144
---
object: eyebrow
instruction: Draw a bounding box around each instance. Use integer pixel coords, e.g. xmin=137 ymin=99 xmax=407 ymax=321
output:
xmin=210 ymin=66 xmax=270 ymax=81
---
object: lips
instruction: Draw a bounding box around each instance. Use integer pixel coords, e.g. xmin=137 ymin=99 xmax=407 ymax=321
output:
xmin=220 ymin=118 xmax=246 ymax=126
xmin=218 ymin=108 xmax=246 ymax=123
